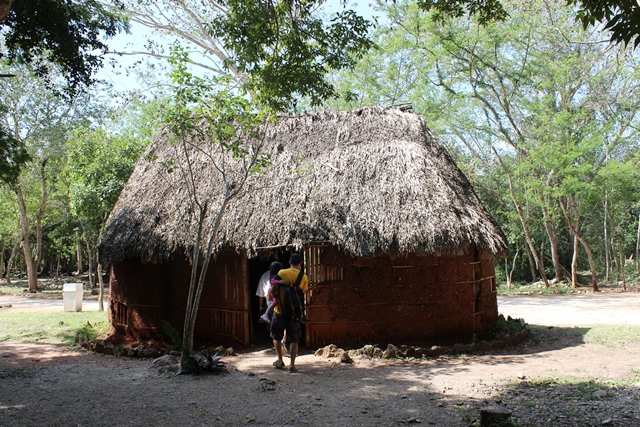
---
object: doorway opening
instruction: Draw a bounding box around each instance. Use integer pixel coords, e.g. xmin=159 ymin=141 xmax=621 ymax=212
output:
xmin=247 ymin=251 xmax=291 ymax=346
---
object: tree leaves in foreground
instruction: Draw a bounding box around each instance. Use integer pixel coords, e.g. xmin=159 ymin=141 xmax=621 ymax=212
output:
xmin=1 ymin=0 xmax=128 ymax=93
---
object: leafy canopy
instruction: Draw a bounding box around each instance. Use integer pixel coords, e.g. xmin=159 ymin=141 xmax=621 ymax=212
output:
xmin=208 ymin=0 xmax=374 ymax=110
xmin=1 ymin=0 xmax=128 ymax=93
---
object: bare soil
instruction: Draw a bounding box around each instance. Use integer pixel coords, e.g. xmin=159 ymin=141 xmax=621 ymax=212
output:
xmin=1 ymin=284 xmax=639 ymax=426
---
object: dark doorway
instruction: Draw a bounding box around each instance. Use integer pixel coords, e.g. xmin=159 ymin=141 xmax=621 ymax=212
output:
xmin=247 ymin=251 xmax=291 ymax=345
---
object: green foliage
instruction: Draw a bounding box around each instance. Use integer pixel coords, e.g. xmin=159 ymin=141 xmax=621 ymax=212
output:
xmin=414 ymin=0 xmax=508 ymax=25
xmin=208 ymin=0 xmax=374 ymax=110
xmin=0 ymin=126 xmax=31 ymax=185
xmin=329 ymin=0 xmax=640 ymax=283
xmin=1 ymin=0 xmax=128 ymax=93
xmin=64 ymin=128 xmax=145 ymax=225
xmin=492 ymin=314 xmax=525 ymax=337
xmin=568 ymin=0 xmax=640 ymax=47
xmin=583 ymin=324 xmax=640 ymax=347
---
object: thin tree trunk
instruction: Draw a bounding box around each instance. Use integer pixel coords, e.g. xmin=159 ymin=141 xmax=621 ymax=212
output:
xmin=83 ymin=233 xmax=94 ymax=289
xmin=505 ymin=247 xmax=520 ymax=290
xmin=6 ymin=241 xmax=19 ymax=285
xmin=636 ymin=214 xmax=640 ymax=276
xmin=571 ymin=232 xmax=579 ymax=288
xmin=539 ymin=239 xmax=545 ymax=278
xmin=34 ymin=159 xmax=48 ymax=272
xmin=524 ymin=243 xmax=537 ymax=282
xmin=180 ymin=203 xmax=207 ymax=372
xmin=604 ymin=194 xmax=610 ymax=283
xmin=76 ymin=230 xmax=83 ymax=275
xmin=97 ymin=261 xmax=105 ymax=312
xmin=493 ymin=148 xmax=548 ymax=286
xmin=617 ymin=243 xmax=626 ymax=291
xmin=542 ymin=206 xmax=563 ymax=283
xmin=180 ymin=188 xmax=231 ymax=372
xmin=559 ymin=197 xmax=599 ymax=292
xmin=0 ymin=241 xmax=5 ymax=281
xmin=14 ymin=184 xmax=38 ymax=292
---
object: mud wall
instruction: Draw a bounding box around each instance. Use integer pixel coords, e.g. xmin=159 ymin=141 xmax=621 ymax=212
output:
xmin=304 ymin=245 xmax=498 ymax=346
xmin=108 ymin=250 xmax=249 ymax=345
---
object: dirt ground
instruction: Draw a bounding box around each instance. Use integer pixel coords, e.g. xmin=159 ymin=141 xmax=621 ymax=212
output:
xmin=1 ymin=288 xmax=640 ymax=426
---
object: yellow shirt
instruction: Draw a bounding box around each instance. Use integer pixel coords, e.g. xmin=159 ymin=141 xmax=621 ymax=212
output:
xmin=273 ymin=267 xmax=308 ymax=315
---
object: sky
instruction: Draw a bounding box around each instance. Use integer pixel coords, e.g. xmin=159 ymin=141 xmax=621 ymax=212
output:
xmin=96 ymin=1 xmax=382 ymax=94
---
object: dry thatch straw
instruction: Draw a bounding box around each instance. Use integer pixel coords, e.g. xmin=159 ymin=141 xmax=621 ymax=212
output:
xmin=99 ymin=106 xmax=507 ymax=263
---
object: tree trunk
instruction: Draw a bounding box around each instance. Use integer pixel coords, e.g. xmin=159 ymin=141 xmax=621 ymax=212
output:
xmin=14 ymin=184 xmax=38 ymax=292
xmin=180 ymin=189 xmax=231 ymax=372
xmin=542 ymin=206 xmax=563 ymax=283
xmin=6 ymin=241 xmax=19 ymax=285
xmin=636 ymin=213 xmax=640 ymax=276
xmin=97 ymin=261 xmax=105 ymax=312
xmin=524 ymin=243 xmax=537 ymax=282
xmin=76 ymin=230 xmax=83 ymax=275
xmin=571 ymin=232 xmax=579 ymax=288
xmin=559 ymin=197 xmax=599 ymax=292
xmin=83 ymin=233 xmax=94 ymax=288
xmin=180 ymin=203 xmax=207 ymax=372
xmin=0 ymin=241 xmax=5 ymax=281
xmin=617 ymin=243 xmax=626 ymax=291
xmin=505 ymin=247 xmax=519 ymax=290
xmin=576 ymin=232 xmax=599 ymax=292
xmin=34 ymin=159 xmax=48 ymax=272
xmin=492 ymin=148 xmax=548 ymax=287
xmin=604 ymin=195 xmax=610 ymax=283
xmin=0 ymin=0 xmax=14 ymax=23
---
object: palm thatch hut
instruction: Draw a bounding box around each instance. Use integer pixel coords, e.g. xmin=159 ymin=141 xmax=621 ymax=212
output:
xmin=99 ymin=106 xmax=507 ymax=348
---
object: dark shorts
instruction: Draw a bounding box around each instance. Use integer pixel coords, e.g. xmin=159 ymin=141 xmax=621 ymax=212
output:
xmin=270 ymin=313 xmax=302 ymax=344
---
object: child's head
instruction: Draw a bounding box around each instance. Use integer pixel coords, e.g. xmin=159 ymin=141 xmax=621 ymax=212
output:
xmin=269 ymin=261 xmax=283 ymax=277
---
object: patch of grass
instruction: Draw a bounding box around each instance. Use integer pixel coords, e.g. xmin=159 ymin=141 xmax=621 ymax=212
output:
xmin=517 ymin=376 xmax=640 ymax=393
xmin=0 ymin=311 xmax=109 ymax=346
xmin=497 ymin=282 xmax=581 ymax=296
xmin=583 ymin=325 xmax=640 ymax=347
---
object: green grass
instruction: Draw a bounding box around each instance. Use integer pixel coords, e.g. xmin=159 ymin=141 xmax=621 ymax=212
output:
xmin=0 ymin=311 xmax=109 ymax=346
xmin=497 ymin=278 xmax=640 ymax=296
xmin=511 ymin=376 xmax=640 ymax=390
xmin=583 ymin=324 xmax=640 ymax=347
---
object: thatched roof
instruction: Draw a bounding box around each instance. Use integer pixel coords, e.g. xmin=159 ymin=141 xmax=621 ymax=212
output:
xmin=99 ymin=106 xmax=507 ymax=263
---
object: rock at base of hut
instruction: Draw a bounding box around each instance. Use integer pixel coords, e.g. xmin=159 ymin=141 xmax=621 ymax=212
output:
xmin=480 ymin=405 xmax=512 ymax=427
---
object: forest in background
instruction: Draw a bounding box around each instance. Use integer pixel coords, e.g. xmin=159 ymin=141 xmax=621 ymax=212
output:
xmin=1 ymin=0 xmax=639 ymax=292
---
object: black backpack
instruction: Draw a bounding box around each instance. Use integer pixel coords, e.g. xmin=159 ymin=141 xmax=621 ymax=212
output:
xmin=281 ymin=270 xmax=305 ymax=323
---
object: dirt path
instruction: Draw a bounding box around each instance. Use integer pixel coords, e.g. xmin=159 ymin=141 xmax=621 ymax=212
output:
xmin=1 ymin=292 xmax=639 ymax=426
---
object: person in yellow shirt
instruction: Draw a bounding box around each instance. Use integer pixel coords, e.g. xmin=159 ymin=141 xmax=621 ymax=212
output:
xmin=270 ymin=253 xmax=308 ymax=373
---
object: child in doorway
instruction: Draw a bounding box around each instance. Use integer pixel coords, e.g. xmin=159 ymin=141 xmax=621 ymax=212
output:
xmin=259 ymin=263 xmax=283 ymax=324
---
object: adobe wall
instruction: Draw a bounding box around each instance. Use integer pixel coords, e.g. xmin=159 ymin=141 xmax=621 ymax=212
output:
xmin=108 ymin=250 xmax=249 ymax=345
xmin=305 ymin=245 xmax=498 ymax=346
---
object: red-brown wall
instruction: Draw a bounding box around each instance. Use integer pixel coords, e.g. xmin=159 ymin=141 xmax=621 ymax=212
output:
xmin=304 ymin=245 xmax=498 ymax=346
xmin=108 ymin=250 xmax=250 ymax=345
xmin=108 ymin=245 xmax=499 ymax=348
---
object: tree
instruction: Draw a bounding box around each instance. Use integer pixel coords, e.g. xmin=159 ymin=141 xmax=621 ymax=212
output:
xmin=64 ymin=127 xmax=145 ymax=309
xmin=329 ymin=0 xmax=640 ymax=288
xmin=1 ymin=64 xmax=103 ymax=291
xmin=110 ymin=0 xmax=374 ymax=109
xmin=1 ymin=0 xmax=127 ymax=92
xmin=159 ymin=48 xmax=271 ymax=372
xmin=568 ymin=0 xmax=640 ymax=47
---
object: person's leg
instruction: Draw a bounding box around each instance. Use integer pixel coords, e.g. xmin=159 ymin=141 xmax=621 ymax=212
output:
xmin=274 ymin=339 xmax=284 ymax=365
xmin=289 ymin=343 xmax=298 ymax=368
xmin=270 ymin=314 xmax=285 ymax=369
xmin=287 ymin=322 xmax=302 ymax=372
